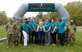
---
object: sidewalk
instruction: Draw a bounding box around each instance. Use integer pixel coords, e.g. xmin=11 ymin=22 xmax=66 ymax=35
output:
xmin=0 ymin=37 xmax=6 ymax=42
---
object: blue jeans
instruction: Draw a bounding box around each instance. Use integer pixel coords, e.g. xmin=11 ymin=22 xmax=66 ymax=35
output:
xmin=38 ymin=31 xmax=45 ymax=45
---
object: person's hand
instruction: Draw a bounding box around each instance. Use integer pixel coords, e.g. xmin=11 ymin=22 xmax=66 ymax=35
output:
xmin=36 ymin=30 xmax=38 ymax=32
xmin=52 ymin=32 xmax=53 ymax=34
xmin=55 ymin=26 xmax=57 ymax=30
xmin=45 ymin=31 xmax=47 ymax=32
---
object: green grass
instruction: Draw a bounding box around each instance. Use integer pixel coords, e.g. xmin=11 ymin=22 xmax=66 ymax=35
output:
xmin=0 ymin=27 xmax=82 ymax=52
xmin=0 ymin=27 xmax=6 ymax=38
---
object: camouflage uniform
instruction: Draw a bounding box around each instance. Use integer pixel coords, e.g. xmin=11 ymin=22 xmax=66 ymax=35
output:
xmin=13 ymin=22 xmax=22 ymax=45
xmin=65 ymin=23 xmax=69 ymax=42
xmin=68 ymin=24 xmax=76 ymax=45
xmin=5 ymin=22 xmax=15 ymax=47
xmin=14 ymin=23 xmax=21 ymax=44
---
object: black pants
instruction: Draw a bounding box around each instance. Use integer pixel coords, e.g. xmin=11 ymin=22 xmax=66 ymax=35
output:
xmin=65 ymin=31 xmax=69 ymax=42
xmin=29 ymin=31 xmax=38 ymax=44
xmin=32 ymin=31 xmax=38 ymax=44
xmin=51 ymin=32 xmax=56 ymax=44
xmin=34 ymin=31 xmax=38 ymax=44
xmin=59 ymin=33 xmax=65 ymax=46
xmin=20 ymin=26 xmax=23 ymax=44
xmin=29 ymin=32 xmax=32 ymax=44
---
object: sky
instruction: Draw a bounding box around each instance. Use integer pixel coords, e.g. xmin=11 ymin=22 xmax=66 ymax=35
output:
xmin=0 ymin=0 xmax=81 ymax=18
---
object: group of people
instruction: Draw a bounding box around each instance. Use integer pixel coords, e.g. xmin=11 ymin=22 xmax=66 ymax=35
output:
xmin=5 ymin=17 xmax=77 ymax=48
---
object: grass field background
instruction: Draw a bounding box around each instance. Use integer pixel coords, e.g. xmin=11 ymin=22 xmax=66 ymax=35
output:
xmin=0 ymin=27 xmax=6 ymax=38
xmin=0 ymin=26 xmax=82 ymax=52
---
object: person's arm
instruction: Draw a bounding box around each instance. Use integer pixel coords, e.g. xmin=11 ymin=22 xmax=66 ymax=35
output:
xmin=43 ymin=26 xmax=45 ymax=32
xmin=28 ymin=22 xmax=33 ymax=31
xmin=37 ymin=26 xmax=39 ymax=32
xmin=5 ymin=23 xmax=9 ymax=31
xmin=28 ymin=25 xmax=33 ymax=31
xmin=33 ymin=26 xmax=37 ymax=31
xmin=52 ymin=26 xmax=57 ymax=33
xmin=29 ymin=26 xmax=32 ymax=29
xmin=74 ymin=25 xmax=77 ymax=32
xmin=46 ymin=23 xmax=51 ymax=32
xmin=47 ymin=27 xmax=51 ymax=32
xmin=33 ymin=23 xmax=37 ymax=31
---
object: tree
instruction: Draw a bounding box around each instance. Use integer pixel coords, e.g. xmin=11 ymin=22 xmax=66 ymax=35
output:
xmin=48 ymin=12 xmax=59 ymax=19
xmin=35 ymin=12 xmax=59 ymax=20
xmin=65 ymin=1 xmax=82 ymax=25
xmin=35 ymin=12 xmax=43 ymax=20
xmin=0 ymin=11 xmax=8 ymax=25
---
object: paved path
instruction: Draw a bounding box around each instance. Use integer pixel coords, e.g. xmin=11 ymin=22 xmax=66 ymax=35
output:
xmin=77 ymin=26 xmax=82 ymax=32
xmin=0 ymin=37 xmax=6 ymax=42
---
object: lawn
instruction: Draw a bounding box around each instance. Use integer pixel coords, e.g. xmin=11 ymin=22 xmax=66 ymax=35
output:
xmin=0 ymin=27 xmax=82 ymax=52
xmin=0 ymin=26 xmax=6 ymax=38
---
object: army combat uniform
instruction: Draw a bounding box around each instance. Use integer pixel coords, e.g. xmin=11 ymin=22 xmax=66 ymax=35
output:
xmin=13 ymin=22 xmax=22 ymax=44
xmin=5 ymin=23 xmax=15 ymax=47
xmin=65 ymin=23 xmax=69 ymax=42
xmin=68 ymin=24 xmax=76 ymax=45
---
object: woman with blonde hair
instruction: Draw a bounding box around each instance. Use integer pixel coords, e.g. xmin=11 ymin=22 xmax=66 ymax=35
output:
xmin=37 ymin=21 xmax=45 ymax=45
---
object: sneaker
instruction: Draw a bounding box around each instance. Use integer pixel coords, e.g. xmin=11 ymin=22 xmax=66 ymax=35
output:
xmin=45 ymin=44 xmax=49 ymax=46
xmin=52 ymin=44 xmax=56 ymax=46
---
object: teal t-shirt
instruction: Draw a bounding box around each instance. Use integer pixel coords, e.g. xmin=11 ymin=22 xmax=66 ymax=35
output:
xmin=44 ymin=22 xmax=51 ymax=32
xmin=28 ymin=21 xmax=34 ymax=32
xmin=22 ymin=23 xmax=30 ymax=33
xmin=51 ymin=22 xmax=56 ymax=32
xmin=58 ymin=19 xmax=66 ymax=33
xmin=33 ymin=22 xmax=39 ymax=30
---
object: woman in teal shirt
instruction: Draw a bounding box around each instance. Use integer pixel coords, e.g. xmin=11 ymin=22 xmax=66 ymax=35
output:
xmin=33 ymin=20 xmax=39 ymax=44
xmin=51 ymin=19 xmax=57 ymax=46
xmin=44 ymin=19 xmax=51 ymax=46
xmin=28 ymin=18 xmax=34 ymax=43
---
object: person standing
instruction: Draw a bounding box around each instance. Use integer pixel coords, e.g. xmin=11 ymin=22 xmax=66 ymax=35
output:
xmin=58 ymin=18 xmax=66 ymax=46
xmin=68 ymin=20 xmax=77 ymax=46
xmin=51 ymin=19 xmax=57 ymax=46
xmin=13 ymin=19 xmax=22 ymax=44
xmin=22 ymin=19 xmax=30 ymax=46
xmin=5 ymin=18 xmax=14 ymax=48
xmin=44 ymin=19 xmax=51 ymax=46
xmin=28 ymin=18 xmax=34 ymax=44
xmin=33 ymin=20 xmax=39 ymax=44
xmin=37 ymin=22 xmax=45 ymax=45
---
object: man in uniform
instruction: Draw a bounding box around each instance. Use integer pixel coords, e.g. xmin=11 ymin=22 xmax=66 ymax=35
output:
xmin=68 ymin=20 xmax=77 ymax=46
xmin=5 ymin=18 xmax=14 ymax=48
xmin=13 ymin=19 xmax=22 ymax=45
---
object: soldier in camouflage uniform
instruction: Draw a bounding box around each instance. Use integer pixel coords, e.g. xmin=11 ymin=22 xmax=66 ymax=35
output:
xmin=5 ymin=18 xmax=15 ymax=47
xmin=68 ymin=20 xmax=77 ymax=46
xmin=13 ymin=19 xmax=22 ymax=45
